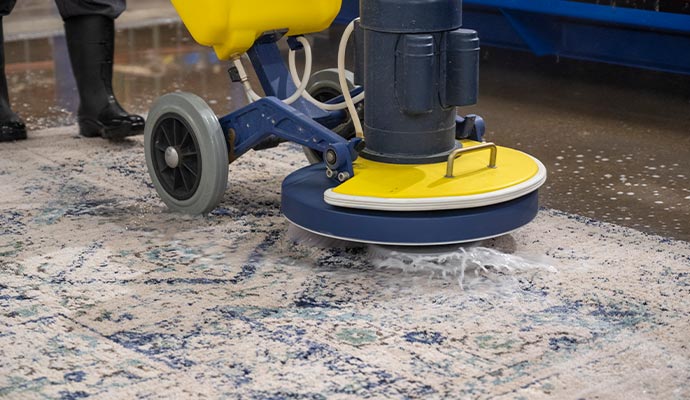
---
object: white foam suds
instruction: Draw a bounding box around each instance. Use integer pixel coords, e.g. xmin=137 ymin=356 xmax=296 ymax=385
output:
xmin=367 ymin=244 xmax=556 ymax=290
xmin=285 ymin=225 xmax=557 ymax=291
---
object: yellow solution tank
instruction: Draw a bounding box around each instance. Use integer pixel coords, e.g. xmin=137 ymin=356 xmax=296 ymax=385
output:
xmin=171 ymin=0 xmax=343 ymax=60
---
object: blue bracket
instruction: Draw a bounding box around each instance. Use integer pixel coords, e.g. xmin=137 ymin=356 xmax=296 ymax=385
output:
xmin=219 ymin=97 xmax=362 ymax=179
xmin=218 ymin=33 xmax=368 ymax=180
xmin=239 ymin=35 xmax=359 ymax=139
xmin=456 ymin=114 xmax=485 ymax=142
xmin=246 ymin=34 xmax=331 ymax=122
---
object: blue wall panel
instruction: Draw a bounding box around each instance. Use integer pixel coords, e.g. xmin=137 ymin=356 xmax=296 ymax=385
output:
xmin=336 ymin=0 xmax=690 ymax=75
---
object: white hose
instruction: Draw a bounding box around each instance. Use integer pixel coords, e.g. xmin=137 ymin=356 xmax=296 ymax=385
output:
xmin=232 ymin=58 xmax=262 ymax=103
xmin=283 ymin=36 xmax=312 ymax=104
xmin=233 ymin=36 xmax=312 ymax=105
xmin=288 ymin=38 xmax=365 ymax=111
xmin=232 ymin=22 xmax=364 ymax=139
xmin=337 ymin=19 xmax=363 ymax=138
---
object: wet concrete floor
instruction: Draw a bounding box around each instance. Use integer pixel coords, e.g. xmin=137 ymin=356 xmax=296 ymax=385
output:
xmin=3 ymin=18 xmax=689 ymax=242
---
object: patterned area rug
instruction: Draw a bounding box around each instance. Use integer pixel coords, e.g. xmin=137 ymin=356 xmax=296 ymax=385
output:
xmin=1 ymin=126 xmax=689 ymax=399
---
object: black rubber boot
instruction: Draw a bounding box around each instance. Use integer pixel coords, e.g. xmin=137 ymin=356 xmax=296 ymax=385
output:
xmin=0 ymin=17 xmax=27 ymax=142
xmin=64 ymin=15 xmax=144 ymax=139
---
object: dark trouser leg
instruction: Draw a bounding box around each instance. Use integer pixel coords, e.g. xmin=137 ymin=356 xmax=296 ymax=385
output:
xmin=0 ymin=0 xmax=16 ymax=16
xmin=0 ymin=0 xmax=27 ymax=142
xmin=54 ymin=0 xmax=125 ymax=19
xmin=59 ymin=0 xmax=144 ymax=139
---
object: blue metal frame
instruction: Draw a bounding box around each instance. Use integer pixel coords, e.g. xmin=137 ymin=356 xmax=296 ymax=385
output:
xmin=336 ymin=0 xmax=690 ymax=75
xmin=246 ymin=35 xmax=331 ymax=122
xmin=217 ymin=34 xmax=362 ymax=179
xmin=219 ymin=97 xmax=361 ymax=177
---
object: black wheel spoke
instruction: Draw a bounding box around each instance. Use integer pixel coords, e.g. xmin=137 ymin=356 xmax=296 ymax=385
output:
xmin=174 ymin=120 xmax=185 ymax=146
xmin=179 ymin=166 xmax=191 ymax=191
xmin=174 ymin=168 xmax=182 ymax=189
xmin=161 ymin=124 xmax=172 ymax=146
xmin=181 ymin=131 xmax=191 ymax=147
xmin=164 ymin=172 xmax=174 ymax=188
xmin=169 ymin=119 xmax=178 ymax=143
xmin=151 ymin=114 xmax=203 ymax=201
xmin=155 ymin=142 xmax=168 ymax=153
xmin=183 ymin=168 xmax=198 ymax=191
xmin=181 ymin=161 xmax=198 ymax=177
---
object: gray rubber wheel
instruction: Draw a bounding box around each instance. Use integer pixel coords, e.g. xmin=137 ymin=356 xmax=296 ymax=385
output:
xmin=304 ymin=69 xmax=356 ymax=164
xmin=144 ymin=92 xmax=229 ymax=215
xmin=306 ymin=68 xmax=355 ymax=103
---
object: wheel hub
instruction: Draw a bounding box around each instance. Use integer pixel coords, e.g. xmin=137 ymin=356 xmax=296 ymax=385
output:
xmin=165 ymin=146 xmax=180 ymax=168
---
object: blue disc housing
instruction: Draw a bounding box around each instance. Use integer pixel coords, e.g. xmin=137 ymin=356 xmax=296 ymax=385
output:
xmin=281 ymin=164 xmax=540 ymax=245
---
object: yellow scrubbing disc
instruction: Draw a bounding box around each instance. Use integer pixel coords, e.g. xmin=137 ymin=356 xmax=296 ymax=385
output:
xmin=325 ymin=140 xmax=547 ymax=211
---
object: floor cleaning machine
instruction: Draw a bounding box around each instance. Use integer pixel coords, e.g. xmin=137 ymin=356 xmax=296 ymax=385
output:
xmin=144 ymin=0 xmax=547 ymax=246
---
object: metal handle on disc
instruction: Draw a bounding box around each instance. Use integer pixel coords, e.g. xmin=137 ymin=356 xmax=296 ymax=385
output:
xmin=445 ymin=142 xmax=498 ymax=178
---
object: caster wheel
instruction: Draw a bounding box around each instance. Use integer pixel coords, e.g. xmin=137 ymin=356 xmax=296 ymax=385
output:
xmin=144 ymin=92 xmax=229 ymax=215
xmin=306 ymin=68 xmax=355 ymax=103
xmin=304 ymin=69 xmax=357 ymax=164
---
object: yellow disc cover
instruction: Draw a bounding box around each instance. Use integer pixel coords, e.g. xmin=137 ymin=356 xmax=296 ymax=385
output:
xmin=325 ymin=140 xmax=547 ymax=211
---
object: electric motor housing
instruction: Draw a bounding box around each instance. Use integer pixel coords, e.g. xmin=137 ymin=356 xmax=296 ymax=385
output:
xmin=358 ymin=0 xmax=480 ymax=164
